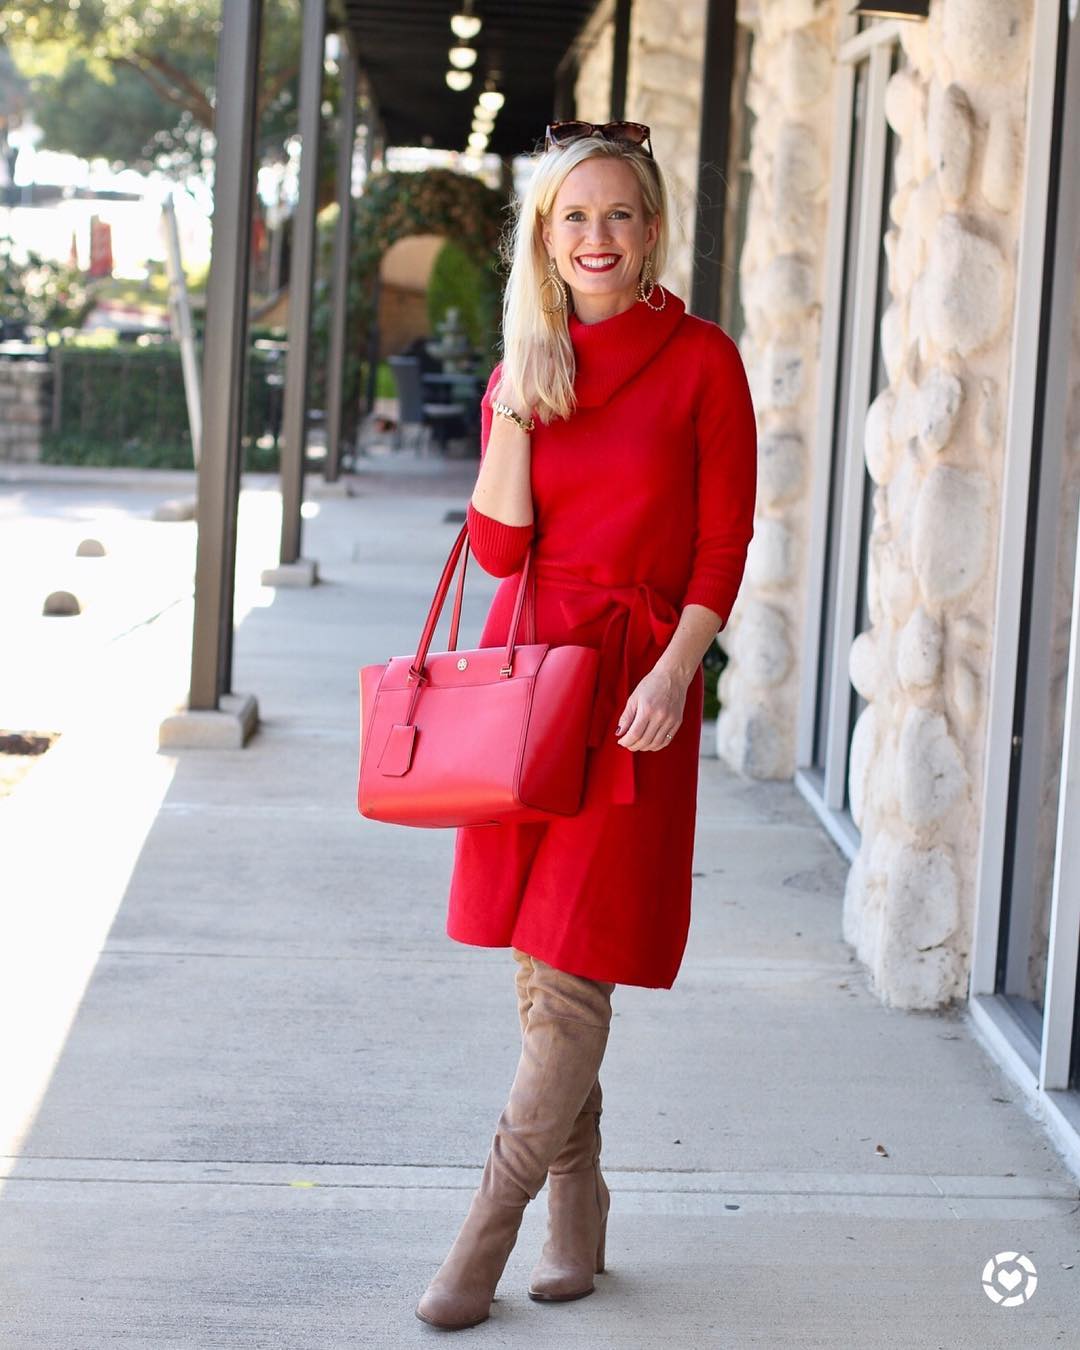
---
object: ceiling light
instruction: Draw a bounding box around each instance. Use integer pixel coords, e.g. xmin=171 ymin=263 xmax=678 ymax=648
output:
xmin=468 ymin=132 xmax=489 ymax=151
xmin=478 ymin=87 xmax=504 ymax=113
xmin=451 ymin=3 xmax=482 ymax=41
xmin=850 ymin=1 xmax=929 ymax=17
xmin=473 ymin=107 xmax=495 ymax=128
xmin=445 ymin=69 xmax=473 ymax=91
xmin=449 ymin=44 xmax=477 ymax=70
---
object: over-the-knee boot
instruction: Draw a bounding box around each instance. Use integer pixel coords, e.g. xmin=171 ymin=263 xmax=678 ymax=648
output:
xmin=527 ymin=1064 xmax=609 ymax=1300
xmin=415 ymin=955 xmax=616 ymax=1330
xmin=513 ymin=945 xmax=607 ymax=1301
xmin=515 ymin=948 xmax=610 ymax=1302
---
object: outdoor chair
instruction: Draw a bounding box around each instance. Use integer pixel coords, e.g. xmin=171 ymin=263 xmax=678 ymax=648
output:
xmin=387 ymin=354 xmax=466 ymax=456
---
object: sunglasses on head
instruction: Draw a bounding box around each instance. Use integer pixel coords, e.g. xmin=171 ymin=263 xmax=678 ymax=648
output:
xmin=544 ymin=120 xmax=653 ymax=158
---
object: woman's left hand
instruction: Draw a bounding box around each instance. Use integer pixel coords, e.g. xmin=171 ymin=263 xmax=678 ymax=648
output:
xmin=615 ymin=666 xmax=690 ymax=751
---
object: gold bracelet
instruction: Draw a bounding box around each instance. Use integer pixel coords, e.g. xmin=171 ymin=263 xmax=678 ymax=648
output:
xmin=491 ymin=400 xmax=536 ymax=433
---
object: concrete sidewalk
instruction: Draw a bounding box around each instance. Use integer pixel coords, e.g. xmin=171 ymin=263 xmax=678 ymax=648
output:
xmin=1 ymin=463 xmax=1078 ymax=1347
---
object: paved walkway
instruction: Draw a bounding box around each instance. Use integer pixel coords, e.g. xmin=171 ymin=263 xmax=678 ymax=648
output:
xmin=1 ymin=459 xmax=1078 ymax=1347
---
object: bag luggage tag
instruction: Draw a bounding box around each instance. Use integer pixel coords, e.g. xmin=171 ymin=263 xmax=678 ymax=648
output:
xmin=378 ymin=666 xmax=426 ymax=776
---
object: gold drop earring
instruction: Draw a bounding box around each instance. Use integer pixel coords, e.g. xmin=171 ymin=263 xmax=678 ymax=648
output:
xmin=636 ymin=253 xmax=666 ymax=311
xmin=540 ymin=256 xmax=569 ymax=314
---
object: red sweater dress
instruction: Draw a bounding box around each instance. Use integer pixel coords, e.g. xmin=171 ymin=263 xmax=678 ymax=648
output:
xmin=446 ymin=291 xmax=757 ymax=989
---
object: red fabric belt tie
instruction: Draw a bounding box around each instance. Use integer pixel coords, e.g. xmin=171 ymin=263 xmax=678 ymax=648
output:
xmin=530 ymin=560 xmax=683 ymax=806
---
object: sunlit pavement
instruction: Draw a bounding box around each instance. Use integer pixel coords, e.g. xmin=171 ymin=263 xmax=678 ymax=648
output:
xmin=1 ymin=462 xmax=1078 ymax=1347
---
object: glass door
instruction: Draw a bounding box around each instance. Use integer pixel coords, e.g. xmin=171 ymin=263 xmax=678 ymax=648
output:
xmin=997 ymin=0 xmax=1080 ymax=1084
xmin=800 ymin=19 xmax=903 ymax=844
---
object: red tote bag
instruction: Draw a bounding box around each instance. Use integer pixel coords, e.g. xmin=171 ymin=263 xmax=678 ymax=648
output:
xmin=357 ymin=521 xmax=600 ymax=828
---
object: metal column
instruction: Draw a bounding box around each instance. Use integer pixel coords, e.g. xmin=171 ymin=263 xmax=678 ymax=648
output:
xmin=188 ymin=0 xmax=263 ymax=709
xmin=325 ymin=34 xmax=358 ymax=483
xmin=690 ymin=0 xmax=737 ymax=322
xmin=278 ymin=0 xmax=326 ymax=564
xmin=610 ymin=0 xmax=632 ymax=121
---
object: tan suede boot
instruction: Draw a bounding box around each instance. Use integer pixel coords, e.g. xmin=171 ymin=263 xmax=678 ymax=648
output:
xmin=415 ymin=954 xmax=616 ymax=1330
xmin=527 ymin=1074 xmax=609 ymax=1300
xmin=516 ymin=947 xmax=611 ymax=1303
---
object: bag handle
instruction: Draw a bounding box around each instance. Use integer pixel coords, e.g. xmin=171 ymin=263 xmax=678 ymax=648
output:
xmin=407 ymin=522 xmax=537 ymax=685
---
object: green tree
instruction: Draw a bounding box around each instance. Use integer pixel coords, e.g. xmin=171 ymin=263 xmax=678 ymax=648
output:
xmin=0 ymin=0 xmax=355 ymax=194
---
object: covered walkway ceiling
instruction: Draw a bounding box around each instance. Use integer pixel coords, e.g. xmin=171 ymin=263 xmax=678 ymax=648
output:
xmin=340 ymin=0 xmax=596 ymax=157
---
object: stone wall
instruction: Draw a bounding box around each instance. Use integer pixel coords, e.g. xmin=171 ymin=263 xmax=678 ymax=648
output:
xmin=715 ymin=0 xmax=843 ymax=779
xmin=841 ymin=0 xmax=1036 ymax=1009
xmin=0 ymin=358 xmax=51 ymax=463
xmin=573 ymin=0 xmax=708 ymax=303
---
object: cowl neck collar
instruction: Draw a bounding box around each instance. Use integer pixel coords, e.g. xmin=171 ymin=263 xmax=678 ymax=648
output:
xmin=568 ymin=289 xmax=686 ymax=408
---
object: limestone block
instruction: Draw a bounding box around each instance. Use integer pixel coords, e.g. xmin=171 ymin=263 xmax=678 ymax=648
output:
xmin=888 ymin=376 xmax=920 ymax=453
xmin=909 ymin=172 xmax=942 ymax=247
xmin=846 ymin=827 xmax=895 ymax=952
xmin=942 ymin=0 xmax=1031 ymax=86
xmin=928 ymin=83 xmax=974 ymax=206
xmin=925 ymin=215 xmax=1011 ymax=357
xmin=842 ymin=851 xmax=870 ymax=950
xmin=982 ymin=107 xmax=1022 ymax=212
xmin=879 ymin=542 xmax=919 ymax=622
xmin=863 ymin=388 xmax=895 ymax=485
xmin=778 ymin=29 xmax=831 ymax=109
xmin=759 ymin=0 xmax=819 ymax=45
xmin=773 ymin=120 xmax=827 ymax=203
xmin=849 ymin=628 xmax=882 ymax=702
xmin=848 ymin=702 xmax=878 ymax=831
xmin=757 ymin=253 xmax=815 ymax=319
xmin=915 ymin=366 xmax=963 ymax=455
xmin=677 ymin=0 xmax=707 ymax=42
xmin=897 ymin=705 xmax=967 ymax=828
xmin=876 ymin=937 xmax=961 ymax=1011
xmin=717 ymin=698 xmax=787 ymax=779
xmin=635 ymin=89 xmax=698 ymax=129
xmin=897 ymin=606 xmax=943 ymax=688
xmin=899 ymin=12 xmax=933 ymax=78
xmin=950 ymin=657 xmax=982 ymax=728
xmin=746 ymin=71 xmax=769 ymax=118
xmin=893 ymin=139 xmax=916 ymax=194
xmin=637 ymin=0 xmax=680 ymax=47
xmin=912 ymin=464 xmax=991 ymax=603
xmin=974 ymin=375 xmax=1001 ymax=453
xmin=892 ymin=213 xmax=926 ymax=294
xmin=886 ymin=450 xmax=919 ymax=549
xmin=884 ymin=66 xmax=921 ymax=139
xmin=761 ymin=343 xmax=805 ymax=408
xmin=867 ymin=825 xmax=900 ymax=888
xmin=885 ymin=844 xmax=960 ymax=951
xmin=908 ymin=273 xmax=931 ymax=362
xmin=954 ymin=611 xmax=989 ymax=652
xmin=636 ymin=48 xmax=702 ymax=93
xmin=880 ymin=301 xmax=906 ymax=389
xmin=746 ymin=517 xmax=796 ymax=587
xmin=889 ymin=179 xmax=913 ymax=231
xmin=738 ymin=601 xmax=793 ymax=687
xmin=758 ymin=431 xmax=805 ymax=507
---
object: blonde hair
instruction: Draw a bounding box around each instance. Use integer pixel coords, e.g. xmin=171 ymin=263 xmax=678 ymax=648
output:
xmin=494 ymin=136 xmax=671 ymax=425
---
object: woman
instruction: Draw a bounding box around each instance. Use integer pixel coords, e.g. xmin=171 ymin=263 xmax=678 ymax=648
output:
xmin=416 ymin=121 xmax=758 ymax=1330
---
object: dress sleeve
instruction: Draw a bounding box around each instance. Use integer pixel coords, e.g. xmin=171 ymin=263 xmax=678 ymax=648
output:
xmin=465 ymin=361 xmax=536 ymax=578
xmin=681 ymin=326 xmax=758 ymax=633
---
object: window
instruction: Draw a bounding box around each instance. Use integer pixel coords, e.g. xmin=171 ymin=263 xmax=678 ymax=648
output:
xmin=796 ymin=16 xmax=904 ymax=852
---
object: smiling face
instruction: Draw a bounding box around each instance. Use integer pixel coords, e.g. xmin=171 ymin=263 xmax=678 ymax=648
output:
xmin=541 ymin=155 xmax=660 ymax=321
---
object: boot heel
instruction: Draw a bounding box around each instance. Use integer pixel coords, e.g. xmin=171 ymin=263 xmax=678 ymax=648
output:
xmin=595 ymin=1210 xmax=607 ymax=1273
